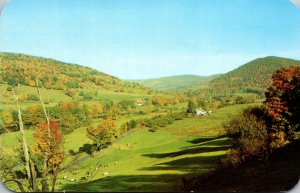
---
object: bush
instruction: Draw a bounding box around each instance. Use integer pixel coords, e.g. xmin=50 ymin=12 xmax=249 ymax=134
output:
xmin=27 ymin=94 xmax=39 ymax=101
xmin=149 ymin=125 xmax=158 ymax=132
xmin=224 ymin=107 xmax=269 ymax=166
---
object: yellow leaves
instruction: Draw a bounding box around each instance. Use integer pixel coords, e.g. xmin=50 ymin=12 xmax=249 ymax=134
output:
xmin=2 ymin=111 xmax=14 ymax=125
xmin=211 ymin=100 xmax=222 ymax=109
xmin=60 ymin=100 xmax=74 ymax=111
xmin=28 ymin=80 xmax=36 ymax=87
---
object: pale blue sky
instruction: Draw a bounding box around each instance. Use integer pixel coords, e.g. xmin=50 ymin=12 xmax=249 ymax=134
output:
xmin=1 ymin=0 xmax=300 ymax=79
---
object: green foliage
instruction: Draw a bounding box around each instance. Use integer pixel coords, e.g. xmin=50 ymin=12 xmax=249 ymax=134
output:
xmin=224 ymin=106 xmax=269 ymax=165
xmin=134 ymin=74 xmax=221 ymax=91
xmin=210 ymin=56 xmax=300 ymax=94
xmin=118 ymin=100 xmax=135 ymax=111
xmin=27 ymin=94 xmax=39 ymax=101
xmin=187 ymin=99 xmax=197 ymax=114
xmin=86 ymin=125 xmax=112 ymax=151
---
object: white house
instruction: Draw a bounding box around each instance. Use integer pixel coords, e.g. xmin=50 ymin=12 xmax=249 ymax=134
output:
xmin=196 ymin=108 xmax=207 ymax=116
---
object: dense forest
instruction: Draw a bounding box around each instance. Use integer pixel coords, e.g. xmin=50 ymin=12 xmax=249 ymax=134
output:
xmin=209 ymin=56 xmax=300 ymax=94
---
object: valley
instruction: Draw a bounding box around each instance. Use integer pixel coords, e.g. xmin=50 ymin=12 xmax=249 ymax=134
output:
xmin=0 ymin=53 xmax=299 ymax=192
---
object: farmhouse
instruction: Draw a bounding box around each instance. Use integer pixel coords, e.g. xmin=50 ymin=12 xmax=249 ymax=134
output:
xmin=134 ymin=99 xmax=143 ymax=106
xmin=196 ymin=108 xmax=207 ymax=116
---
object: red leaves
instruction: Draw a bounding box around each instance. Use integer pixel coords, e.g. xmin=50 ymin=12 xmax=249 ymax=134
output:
xmin=264 ymin=66 xmax=300 ymax=130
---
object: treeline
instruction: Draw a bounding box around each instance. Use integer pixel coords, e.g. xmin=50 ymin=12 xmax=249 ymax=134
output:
xmin=0 ymin=94 xmax=188 ymax=134
xmin=184 ymin=90 xmax=259 ymax=111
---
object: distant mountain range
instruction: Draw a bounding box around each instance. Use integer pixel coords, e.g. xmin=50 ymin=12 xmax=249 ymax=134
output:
xmin=134 ymin=56 xmax=300 ymax=93
xmin=131 ymin=74 xmax=222 ymax=91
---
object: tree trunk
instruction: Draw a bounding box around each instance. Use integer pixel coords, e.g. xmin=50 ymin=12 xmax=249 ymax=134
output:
xmin=30 ymin=158 xmax=38 ymax=191
xmin=51 ymin=173 xmax=58 ymax=192
xmin=36 ymin=77 xmax=51 ymax=192
xmin=14 ymin=88 xmax=35 ymax=191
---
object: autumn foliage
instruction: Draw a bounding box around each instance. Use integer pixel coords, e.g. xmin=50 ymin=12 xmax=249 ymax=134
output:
xmin=86 ymin=120 xmax=112 ymax=151
xmin=33 ymin=120 xmax=63 ymax=168
xmin=264 ymin=66 xmax=300 ymax=133
xmin=225 ymin=66 xmax=300 ymax=165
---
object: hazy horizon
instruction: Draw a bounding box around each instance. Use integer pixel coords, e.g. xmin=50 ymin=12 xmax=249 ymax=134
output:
xmin=1 ymin=0 xmax=300 ymax=79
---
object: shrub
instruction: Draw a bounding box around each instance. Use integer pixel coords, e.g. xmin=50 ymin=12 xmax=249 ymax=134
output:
xmin=224 ymin=107 xmax=269 ymax=166
xmin=27 ymin=94 xmax=39 ymax=101
xmin=149 ymin=125 xmax=158 ymax=132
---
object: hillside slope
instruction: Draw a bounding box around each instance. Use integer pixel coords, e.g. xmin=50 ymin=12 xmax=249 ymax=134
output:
xmin=209 ymin=56 xmax=300 ymax=93
xmin=0 ymin=52 xmax=151 ymax=94
xmin=133 ymin=74 xmax=221 ymax=91
xmin=183 ymin=139 xmax=300 ymax=192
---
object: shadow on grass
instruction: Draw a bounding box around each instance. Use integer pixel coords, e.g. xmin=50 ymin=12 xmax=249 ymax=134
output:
xmin=142 ymin=138 xmax=231 ymax=158
xmin=61 ymin=137 xmax=231 ymax=192
xmin=142 ymin=146 xmax=229 ymax=158
xmin=139 ymin=154 xmax=225 ymax=173
xmin=183 ymin=139 xmax=300 ymax=192
xmin=187 ymin=136 xmax=220 ymax=144
xmin=60 ymin=174 xmax=185 ymax=192
xmin=77 ymin=144 xmax=94 ymax=155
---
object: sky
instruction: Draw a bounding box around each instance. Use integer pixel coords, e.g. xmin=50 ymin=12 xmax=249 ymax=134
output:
xmin=0 ymin=0 xmax=300 ymax=79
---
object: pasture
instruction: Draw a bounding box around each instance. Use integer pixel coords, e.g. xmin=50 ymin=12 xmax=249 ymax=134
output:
xmin=0 ymin=99 xmax=252 ymax=192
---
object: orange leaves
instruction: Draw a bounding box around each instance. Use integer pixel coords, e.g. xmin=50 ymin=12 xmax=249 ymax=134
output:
xmin=28 ymin=80 xmax=36 ymax=87
xmin=60 ymin=101 xmax=74 ymax=111
xmin=34 ymin=120 xmax=62 ymax=151
xmin=103 ymin=118 xmax=116 ymax=131
xmin=86 ymin=118 xmax=117 ymax=143
xmin=33 ymin=120 xmax=63 ymax=166
xmin=167 ymin=98 xmax=174 ymax=105
xmin=86 ymin=124 xmax=106 ymax=141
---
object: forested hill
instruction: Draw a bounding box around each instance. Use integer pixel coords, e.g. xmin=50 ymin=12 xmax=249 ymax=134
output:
xmin=133 ymin=74 xmax=222 ymax=91
xmin=209 ymin=56 xmax=300 ymax=93
xmin=0 ymin=52 xmax=151 ymax=93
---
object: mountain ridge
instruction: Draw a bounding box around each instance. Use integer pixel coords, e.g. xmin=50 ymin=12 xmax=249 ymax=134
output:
xmin=0 ymin=52 xmax=153 ymax=94
xmin=209 ymin=56 xmax=300 ymax=93
xmin=132 ymin=74 xmax=222 ymax=91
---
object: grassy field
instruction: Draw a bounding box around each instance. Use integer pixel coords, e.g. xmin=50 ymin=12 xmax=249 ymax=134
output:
xmin=56 ymin=104 xmax=250 ymax=192
xmin=0 ymin=99 xmax=252 ymax=192
xmin=58 ymin=130 xmax=231 ymax=192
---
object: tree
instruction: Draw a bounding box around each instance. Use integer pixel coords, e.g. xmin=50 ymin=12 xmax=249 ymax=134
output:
xmin=224 ymin=106 xmax=269 ymax=166
xmin=13 ymin=86 xmax=38 ymax=191
xmin=1 ymin=111 xmax=14 ymax=126
xmin=28 ymin=80 xmax=36 ymax=87
xmin=186 ymin=99 xmax=196 ymax=114
xmin=152 ymin=96 xmax=164 ymax=107
xmin=66 ymin=89 xmax=77 ymax=97
xmin=211 ymin=100 xmax=222 ymax=109
xmin=264 ymin=66 xmax=300 ymax=135
xmin=167 ymin=98 xmax=174 ymax=105
xmin=197 ymin=98 xmax=209 ymax=110
xmin=103 ymin=118 xmax=119 ymax=138
xmin=33 ymin=120 xmax=64 ymax=174
xmin=86 ymin=124 xmax=112 ymax=151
